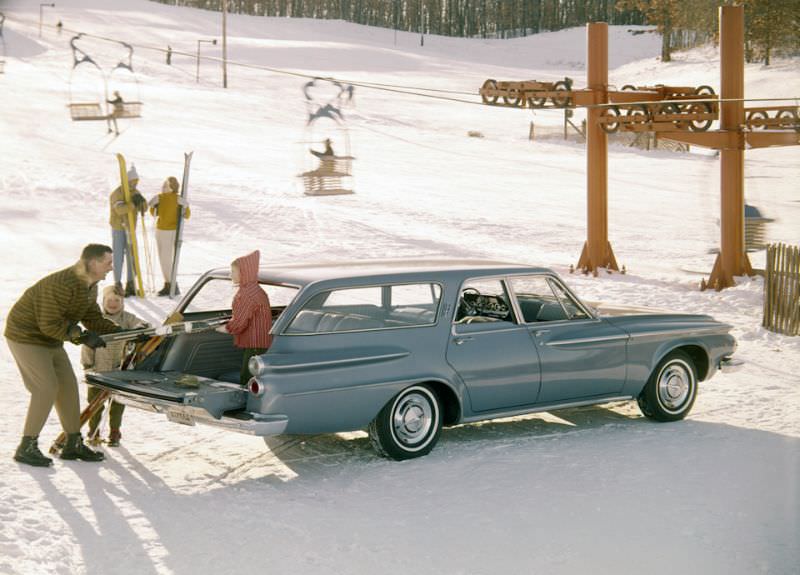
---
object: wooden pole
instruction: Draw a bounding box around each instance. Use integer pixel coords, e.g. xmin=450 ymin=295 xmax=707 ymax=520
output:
xmin=706 ymin=5 xmax=752 ymax=289
xmin=222 ymin=0 xmax=228 ymax=88
xmin=577 ymin=22 xmax=618 ymax=275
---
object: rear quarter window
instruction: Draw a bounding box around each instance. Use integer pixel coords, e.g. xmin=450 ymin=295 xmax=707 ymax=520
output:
xmin=285 ymin=283 xmax=442 ymax=334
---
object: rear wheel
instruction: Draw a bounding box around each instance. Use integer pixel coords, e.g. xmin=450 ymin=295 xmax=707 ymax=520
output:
xmin=638 ymin=350 xmax=698 ymax=422
xmin=368 ymin=384 xmax=442 ymax=460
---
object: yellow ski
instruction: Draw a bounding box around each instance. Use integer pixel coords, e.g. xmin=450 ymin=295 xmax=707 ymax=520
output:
xmin=116 ymin=153 xmax=145 ymax=297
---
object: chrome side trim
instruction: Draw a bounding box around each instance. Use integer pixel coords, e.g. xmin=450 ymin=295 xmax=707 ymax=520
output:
xmin=628 ymin=327 xmax=724 ymax=339
xmin=719 ymin=357 xmax=744 ymax=373
xmin=545 ymin=334 xmax=630 ymax=346
xmin=113 ymin=395 xmax=288 ymax=436
xmin=460 ymin=396 xmax=633 ymax=423
xmin=265 ymin=351 xmax=410 ymax=372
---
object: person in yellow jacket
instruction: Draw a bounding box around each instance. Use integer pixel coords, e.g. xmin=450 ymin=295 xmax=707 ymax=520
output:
xmin=149 ymin=176 xmax=191 ymax=296
xmin=109 ymin=164 xmax=147 ymax=297
xmin=81 ymin=285 xmax=148 ymax=446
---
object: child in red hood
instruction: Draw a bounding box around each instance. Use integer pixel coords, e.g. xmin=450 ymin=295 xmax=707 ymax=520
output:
xmin=217 ymin=250 xmax=272 ymax=384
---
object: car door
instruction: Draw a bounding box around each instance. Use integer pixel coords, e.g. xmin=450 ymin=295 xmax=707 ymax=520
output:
xmin=507 ymin=275 xmax=629 ymax=404
xmin=446 ymin=278 xmax=542 ymax=412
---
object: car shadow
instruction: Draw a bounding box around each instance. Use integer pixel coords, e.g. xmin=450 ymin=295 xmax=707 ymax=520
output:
xmin=26 ymin=411 xmax=799 ymax=575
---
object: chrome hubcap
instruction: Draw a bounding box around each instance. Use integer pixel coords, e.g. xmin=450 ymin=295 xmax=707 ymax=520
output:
xmin=658 ymin=361 xmax=693 ymax=411
xmin=393 ymin=392 xmax=433 ymax=446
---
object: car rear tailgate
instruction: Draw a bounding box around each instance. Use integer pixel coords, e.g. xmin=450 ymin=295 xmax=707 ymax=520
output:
xmin=86 ymin=370 xmax=247 ymax=419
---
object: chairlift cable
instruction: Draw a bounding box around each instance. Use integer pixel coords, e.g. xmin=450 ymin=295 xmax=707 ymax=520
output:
xmin=17 ymin=18 xmax=800 ymax=112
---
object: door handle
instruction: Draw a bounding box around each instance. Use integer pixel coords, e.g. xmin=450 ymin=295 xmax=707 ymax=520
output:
xmin=534 ymin=329 xmax=550 ymax=337
xmin=453 ymin=336 xmax=474 ymax=345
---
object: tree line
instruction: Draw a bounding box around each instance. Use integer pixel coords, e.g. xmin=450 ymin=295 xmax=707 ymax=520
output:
xmin=156 ymin=0 xmax=799 ymax=64
xmin=159 ymin=1 xmax=646 ymax=38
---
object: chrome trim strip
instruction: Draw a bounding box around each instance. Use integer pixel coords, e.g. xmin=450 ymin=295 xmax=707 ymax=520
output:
xmin=452 ymin=325 xmax=527 ymax=336
xmin=545 ymin=334 xmax=630 ymax=346
xmin=628 ymin=327 xmax=724 ymax=339
xmin=460 ymin=396 xmax=633 ymax=423
xmin=113 ymin=395 xmax=289 ymax=436
xmin=282 ymin=322 xmax=437 ymax=336
xmin=719 ymin=357 xmax=744 ymax=373
xmin=265 ymin=352 xmax=410 ymax=372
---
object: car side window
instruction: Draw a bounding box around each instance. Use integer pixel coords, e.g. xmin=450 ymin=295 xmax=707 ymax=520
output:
xmin=508 ymin=276 xmax=588 ymax=322
xmin=454 ymin=279 xmax=514 ymax=325
xmin=285 ymin=283 xmax=441 ymax=334
xmin=182 ymin=278 xmax=298 ymax=313
xmin=547 ymin=279 xmax=589 ymax=320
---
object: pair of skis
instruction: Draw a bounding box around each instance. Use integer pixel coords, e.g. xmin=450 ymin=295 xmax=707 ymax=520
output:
xmin=116 ymin=151 xmax=192 ymax=299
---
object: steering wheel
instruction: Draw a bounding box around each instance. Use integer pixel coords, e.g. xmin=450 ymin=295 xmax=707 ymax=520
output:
xmin=459 ymin=288 xmax=482 ymax=317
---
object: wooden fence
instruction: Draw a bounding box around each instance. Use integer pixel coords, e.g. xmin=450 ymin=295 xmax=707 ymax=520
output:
xmin=763 ymin=243 xmax=800 ymax=336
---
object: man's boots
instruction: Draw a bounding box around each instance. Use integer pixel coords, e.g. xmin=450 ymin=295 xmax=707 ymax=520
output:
xmin=60 ymin=433 xmax=105 ymax=462
xmin=124 ymin=281 xmax=136 ymax=297
xmin=14 ymin=436 xmax=53 ymax=467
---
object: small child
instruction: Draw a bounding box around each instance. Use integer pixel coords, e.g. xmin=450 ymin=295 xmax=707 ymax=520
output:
xmin=81 ymin=284 xmax=149 ymax=446
xmin=217 ymin=250 xmax=272 ymax=384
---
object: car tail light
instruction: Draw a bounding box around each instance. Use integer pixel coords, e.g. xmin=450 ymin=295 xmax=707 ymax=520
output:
xmin=248 ymin=378 xmax=265 ymax=396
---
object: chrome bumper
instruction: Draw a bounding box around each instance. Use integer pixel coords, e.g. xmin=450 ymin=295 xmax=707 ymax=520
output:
xmin=114 ymin=395 xmax=289 ymax=436
xmin=719 ymin=356 xmax=744 ymax=374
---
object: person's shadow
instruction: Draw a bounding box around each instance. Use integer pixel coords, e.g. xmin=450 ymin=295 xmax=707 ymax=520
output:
xmin=30 ymin=407 xmax=800 ymax=575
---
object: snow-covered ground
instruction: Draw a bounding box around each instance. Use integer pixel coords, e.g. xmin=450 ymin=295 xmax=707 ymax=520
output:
xmin=1 ymin=1 xmax=798 ymax=573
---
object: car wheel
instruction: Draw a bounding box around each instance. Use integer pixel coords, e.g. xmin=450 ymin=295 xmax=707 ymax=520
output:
xmin=637 ymin=350 xmax=698 ymax=422
xmin=368 ymin=384 xmax=442 ymax=460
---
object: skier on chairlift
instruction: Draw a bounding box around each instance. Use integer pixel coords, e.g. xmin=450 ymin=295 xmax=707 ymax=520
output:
xmin=107 ymin=91 xmax=124 ymax=135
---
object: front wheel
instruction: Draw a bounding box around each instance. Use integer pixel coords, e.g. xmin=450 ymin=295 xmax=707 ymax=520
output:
xmin=637 ymin=351 xmax=698 ymax=422
xmin=368 ymin=384 xmax=442 ymax=460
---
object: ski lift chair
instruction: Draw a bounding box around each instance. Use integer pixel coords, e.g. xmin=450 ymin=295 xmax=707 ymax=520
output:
xmin=69 ymin=102 xmax=107 ymax=121
xmin=300 ymin=153 xmax=355 ymax=196
xmin=115 ymin=100 xmax=142 ymax=118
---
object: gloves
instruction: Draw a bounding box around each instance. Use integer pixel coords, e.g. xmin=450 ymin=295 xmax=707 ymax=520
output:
xmin=132 ymin=193 xmax=147 ymax=214
xmin=67 ymin=323 xmax=82 ymax=342
xmin=77 ymin=330 xmax=106 ymax=349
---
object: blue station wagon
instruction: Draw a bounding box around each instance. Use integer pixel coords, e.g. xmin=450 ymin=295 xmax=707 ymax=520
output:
xmin=87 ymin=259 xmax=741 ymax=460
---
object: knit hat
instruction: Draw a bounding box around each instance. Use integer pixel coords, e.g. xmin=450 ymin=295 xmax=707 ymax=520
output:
xmin=127 ymin=164 xmax=139 ymax=182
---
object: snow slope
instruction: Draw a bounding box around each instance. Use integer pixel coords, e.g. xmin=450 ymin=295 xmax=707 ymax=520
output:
xmin=0 ymin=1 xmax=798 ymax=574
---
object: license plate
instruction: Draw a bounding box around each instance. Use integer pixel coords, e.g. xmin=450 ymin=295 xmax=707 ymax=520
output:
xmin=167 ymin=409 xmax=195 ymax=426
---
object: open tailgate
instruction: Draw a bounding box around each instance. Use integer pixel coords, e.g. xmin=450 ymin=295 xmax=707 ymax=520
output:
xmin=86 ymin=370 xmax=247 ymax=419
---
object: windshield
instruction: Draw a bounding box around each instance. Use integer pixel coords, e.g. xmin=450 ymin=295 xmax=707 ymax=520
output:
xmin=182 ymin=277 xmax=300 ymax=314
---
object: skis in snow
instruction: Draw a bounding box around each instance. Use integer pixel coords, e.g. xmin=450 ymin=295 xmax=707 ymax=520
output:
xmin=169 ymin=151 xmax=192 ymax=298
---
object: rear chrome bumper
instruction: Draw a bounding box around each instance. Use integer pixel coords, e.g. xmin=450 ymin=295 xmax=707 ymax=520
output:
xmin=115 ymin=395 xmax=288 ymax=436
xmin=719 ymin=356 xmax=744 ymax=374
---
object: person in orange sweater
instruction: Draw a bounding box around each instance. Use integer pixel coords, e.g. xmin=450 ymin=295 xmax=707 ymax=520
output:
xmin=217 ymin=250 xmax=272 ymax=384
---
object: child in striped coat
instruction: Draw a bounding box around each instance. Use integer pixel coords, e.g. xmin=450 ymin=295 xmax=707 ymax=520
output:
xmin=217 ymin=250 xmax=272 ymax=384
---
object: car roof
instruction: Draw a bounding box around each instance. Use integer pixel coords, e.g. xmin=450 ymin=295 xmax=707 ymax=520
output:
xmin=207 ymin=258 xmax=549 ymax=287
